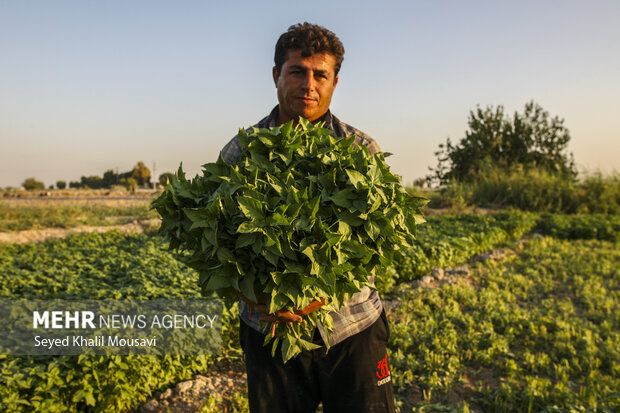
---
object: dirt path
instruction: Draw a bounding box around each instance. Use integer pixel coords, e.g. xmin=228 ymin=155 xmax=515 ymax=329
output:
xmin=137 ymin=359 xmax=247 ymax=413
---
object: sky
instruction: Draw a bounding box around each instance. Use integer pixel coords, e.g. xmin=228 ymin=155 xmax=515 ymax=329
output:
xmin=1 ymin=0 xmax=619 ymax=188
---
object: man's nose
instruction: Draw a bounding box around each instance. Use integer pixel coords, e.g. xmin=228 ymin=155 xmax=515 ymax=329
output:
xmin=301 ymin=72 xmax=316 ymax=91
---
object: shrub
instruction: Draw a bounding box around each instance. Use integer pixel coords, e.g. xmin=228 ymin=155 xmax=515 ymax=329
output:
xmin=120 ymin=177 xmax=138 ymax=192
xmin=434 ymin=168 xmax=620 ymax=214
xmin=576 ymin=171 xmax=620 ymax=214
xmin=22 ymin=177 xmax=44 ymax=191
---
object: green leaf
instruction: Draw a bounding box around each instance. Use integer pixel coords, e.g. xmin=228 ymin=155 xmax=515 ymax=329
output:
xmin=329 ymin=189 xmax=354 ymax=208
xmin=236 ymin=233 xmax=257 ymax=249
xmin=239 ymin=274 xmax=257 ymax=304
xmin=237 ymin=221 xmax=261 ymax=233
xmin=216 ymin=247 xmax=235 ymax=263
xmin=345 ymin=169 xmax=367 ymax=189
xmin=364 ymin=220 xmax=381 ymax=241
xmin=237 ymin=196 xmax=264 ymax=220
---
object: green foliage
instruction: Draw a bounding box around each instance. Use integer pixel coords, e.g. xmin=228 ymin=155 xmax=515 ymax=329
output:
xmin=3 ymin=207 xmax=619 ymax=411
xmin=431 ymin=101 xmax=576 ymax=185
xmin=101 ymin=169 xmax=119 ymax=187
xmin=79 ymin=175 xmax=104 ymax=189
xmin=535 ymin=213 xmax=620 ymax=241
xmin=577 ymin=171 xmax=620 ymax=214
xmin=391 ymin=211 xmax=538 ymax=284
xmin=1 ymin=354 xmax=211 ymax=413
xmin=0 ymin=231 xmax=216 ymax=412
xmin=61 ymin=164 xmax=148 ymax=190
xmin=390 ymin=236 xmax=620 ymax=412
xmin=153 ymin=119 xmax=425 ymax=361
xmin=55 ymin=180 xmax=66 ymax=190
xmin=434 ymin=169 xmax=620 ymax=214
xmin=120 ymin=177 xmax=138 ymax=192
xmin=22 ymin=178 xmax=44 ymax=191
xmin=77 ymin=170 xmax=121 ymax=189
xmin=199 ymin=390 xmax=249 ymax=412
xmin=0 ymin=231 xmax=200 ymax=300
xmin=131 ymin=161 xmax=151 ymax=186
xmin=0 ymin=201 xmax=157 ymax=232
xmin=159 ymin=172 xmax=175 ymax=187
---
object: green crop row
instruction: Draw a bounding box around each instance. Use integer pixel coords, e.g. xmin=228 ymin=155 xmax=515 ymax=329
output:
xmin=389 ymin=236 xmax=620 ymax=412
xmin=534 ymin=213 xmax=620 ymax=242
xmin=0 ymin=232 xmax=223 ymax=412
xmin=387 ymin=210 xmax=538 ymax=287
xmin=1 ymin=212 xmax=619 ymax=411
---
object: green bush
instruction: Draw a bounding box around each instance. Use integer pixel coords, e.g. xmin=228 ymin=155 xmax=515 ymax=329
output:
xmin=22 ymin=178 xmax=44 ymax=191
xmin=435 ymin=168 xmax=620 ymax=214
xmin=577 ymin=171 xmax=620 ymax=214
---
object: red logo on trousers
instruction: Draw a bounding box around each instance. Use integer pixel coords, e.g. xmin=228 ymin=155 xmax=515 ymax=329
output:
xmin=376 ymin=354 xmax=390 ymax=379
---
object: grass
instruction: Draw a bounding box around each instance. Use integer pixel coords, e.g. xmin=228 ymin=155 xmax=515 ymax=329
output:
xmin=0 ymin=198 xmax=158 ymax=232
xmin=414 ymin=169 xmax=620 ymax=214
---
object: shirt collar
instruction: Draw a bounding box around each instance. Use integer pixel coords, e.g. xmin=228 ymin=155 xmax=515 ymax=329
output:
xmin=263 ymin=105 xmax=334 ymax=131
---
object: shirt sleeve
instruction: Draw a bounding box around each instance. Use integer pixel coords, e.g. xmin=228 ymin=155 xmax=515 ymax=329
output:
xmin=220 ymin=135 xmax=243 ymax=164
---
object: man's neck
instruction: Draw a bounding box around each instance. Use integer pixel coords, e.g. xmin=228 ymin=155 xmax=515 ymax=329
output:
xmin=276 ymin=107 xmax=330 ymax=127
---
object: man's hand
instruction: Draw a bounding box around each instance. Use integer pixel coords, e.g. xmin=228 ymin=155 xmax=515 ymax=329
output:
xmin=256 ymin=298 xmax=325 ymax=323
xmin=226 ymin=287 xmax=325 ymax=324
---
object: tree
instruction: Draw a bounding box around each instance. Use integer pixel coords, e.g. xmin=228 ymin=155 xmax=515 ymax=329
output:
xmin=56 ymin=180 xmax=66 ymax=189
xmin=131 ymin=161 xmax=151 ymax=186
xmin=80 ymin=175 xmax=104 ymax=189
xmin=120 ymin=177 xmax=138 ymax=192
xmin=159 ymin=172 xmax=175 ymax=187
xmin=22 ymin=177 xmax=45 ymax=190
xmin=430 ymin=101 xmax=576 ymax=185
xmin=102 ymin=169 xmax=119 ymax=187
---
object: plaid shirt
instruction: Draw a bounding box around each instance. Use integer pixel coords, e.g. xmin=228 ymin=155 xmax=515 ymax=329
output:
xmin=220 ymin=106 xmax=384 ymax=347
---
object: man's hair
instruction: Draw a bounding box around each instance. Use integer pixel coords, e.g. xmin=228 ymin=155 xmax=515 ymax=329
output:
xmin=274 ymin=22 xmax=345 ymax=76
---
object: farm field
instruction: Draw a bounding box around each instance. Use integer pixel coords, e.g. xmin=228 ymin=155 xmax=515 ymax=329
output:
xmin=0 ymin=204 xmax=618 ymax=412
xmin=0 ymin=197 xmax=157 ymax=233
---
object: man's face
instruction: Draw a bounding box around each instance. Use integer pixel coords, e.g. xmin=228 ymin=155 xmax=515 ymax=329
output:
xmin=273 ymin=49 xmax=339 ymax=124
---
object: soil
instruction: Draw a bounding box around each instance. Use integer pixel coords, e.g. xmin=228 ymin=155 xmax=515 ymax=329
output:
xmin=137 ymin=359 xmax=247 ymax=413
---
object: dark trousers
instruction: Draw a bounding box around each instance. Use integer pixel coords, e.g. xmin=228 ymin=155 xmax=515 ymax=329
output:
xmin=240 ymin=310 xmax=396 ymax=413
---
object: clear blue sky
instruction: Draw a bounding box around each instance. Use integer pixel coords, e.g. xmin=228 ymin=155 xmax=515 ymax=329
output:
xmin=1 ymin=1 xmax=619 ymax=188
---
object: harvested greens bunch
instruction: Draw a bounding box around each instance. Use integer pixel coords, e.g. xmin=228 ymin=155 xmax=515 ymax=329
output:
xmin=152 ymin=118 xmax=425 ymax=361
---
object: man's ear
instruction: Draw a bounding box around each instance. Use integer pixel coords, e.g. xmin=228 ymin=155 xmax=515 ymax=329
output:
xmin=333 ymin=75 xmax=339 ymax=87
xmin=272 ymin=66 xmax=279 ymax=86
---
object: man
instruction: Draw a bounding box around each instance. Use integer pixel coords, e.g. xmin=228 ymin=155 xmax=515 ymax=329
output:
xmin=220 ymin=23 xmax=395 ymax=413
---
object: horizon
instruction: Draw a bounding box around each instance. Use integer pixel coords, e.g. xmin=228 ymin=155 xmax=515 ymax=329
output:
xmin=2 ymin=1 xmax=619 ymax=188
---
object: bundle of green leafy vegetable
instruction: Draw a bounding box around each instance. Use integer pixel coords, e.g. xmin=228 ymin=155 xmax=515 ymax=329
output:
xmin=152 ymin=118 xmax=425 ymax=361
